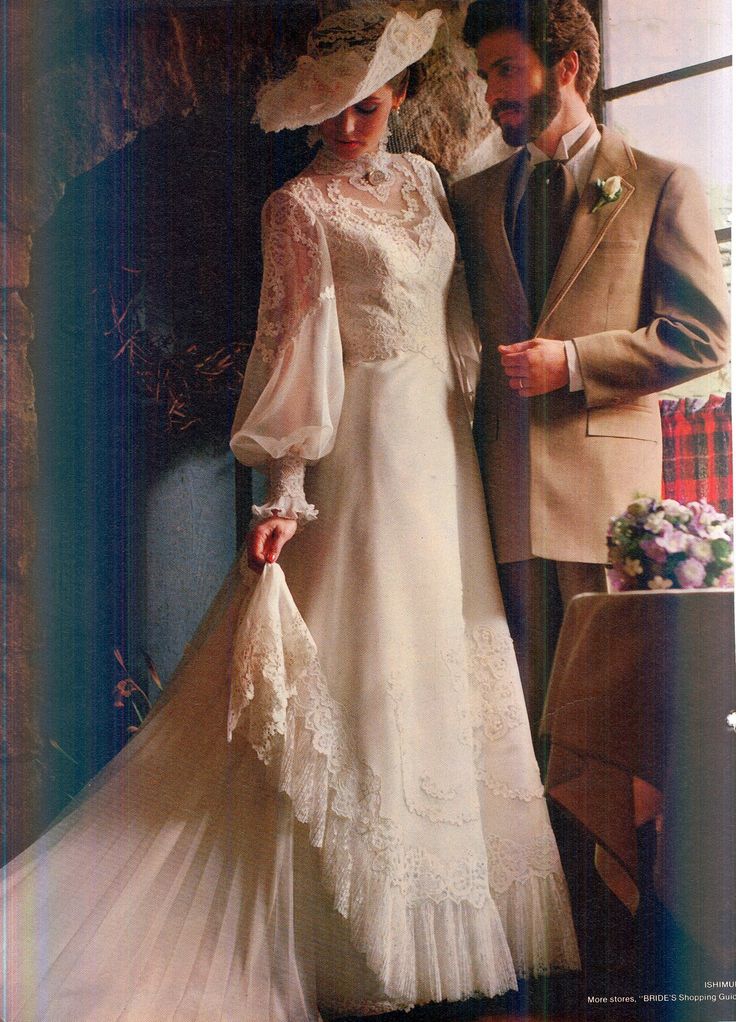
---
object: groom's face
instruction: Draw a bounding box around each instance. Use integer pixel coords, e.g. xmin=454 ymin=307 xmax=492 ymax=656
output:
xmin=475 ymin=29 xmax=562 ymax=147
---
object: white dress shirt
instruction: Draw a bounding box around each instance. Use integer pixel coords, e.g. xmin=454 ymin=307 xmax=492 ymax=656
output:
xmin=527 ymin=116 xmax=601 ymax=392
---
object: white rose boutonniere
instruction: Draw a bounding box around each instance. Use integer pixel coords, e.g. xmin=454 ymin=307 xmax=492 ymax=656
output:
xmin=592 ymin=175 xmax=623 ymax=212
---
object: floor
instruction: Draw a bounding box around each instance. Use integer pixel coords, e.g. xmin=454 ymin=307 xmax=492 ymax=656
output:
xmin=338 ymin=1009 xmax=592 ymax=1022
xmin=336 ymin=988 xmax=593 ymax=1022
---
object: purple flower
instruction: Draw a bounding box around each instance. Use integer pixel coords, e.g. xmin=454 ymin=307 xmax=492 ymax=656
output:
xmin=715 ymin=568 xmax=734 ymax=589
xmin=641 ymin=537 xmax=668 ymax=564
xmin=688 ymin=501 xmax=727 ymax=535
xmin=655 ymin=522 xmax=689 ymax=554
xmin=609 ymin=497 xmax=733 ymax=591
xmin=674 ymin=557 xmax=707 ymax=589
xmin=606 ymin=567 xmax=629 ymax=591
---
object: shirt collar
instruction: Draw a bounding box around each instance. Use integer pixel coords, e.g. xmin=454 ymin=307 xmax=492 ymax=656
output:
xmin=526 ymin=114 xmax=597 ymax=166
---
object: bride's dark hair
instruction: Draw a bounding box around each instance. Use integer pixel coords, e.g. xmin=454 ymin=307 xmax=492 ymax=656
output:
xmin=388 ymin=62 xmax=425 ymax=100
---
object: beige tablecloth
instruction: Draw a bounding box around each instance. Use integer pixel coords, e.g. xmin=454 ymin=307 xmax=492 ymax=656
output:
xmin=540 ymin=589 xmax=736 ymax=966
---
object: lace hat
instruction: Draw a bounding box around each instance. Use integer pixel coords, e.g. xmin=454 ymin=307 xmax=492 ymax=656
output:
xmin=254 ymin=5 xmax=443 ymax=132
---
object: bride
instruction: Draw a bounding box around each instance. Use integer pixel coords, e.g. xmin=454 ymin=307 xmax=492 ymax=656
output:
xmin=2 ymin=6 xmax=578 ymax=1021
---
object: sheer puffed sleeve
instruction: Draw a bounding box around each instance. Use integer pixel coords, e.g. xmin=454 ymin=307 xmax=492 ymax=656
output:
xmin=424 ymin=161 xmax=480 ymax=420
xmin=230 ymin=186 xmax=344 ymax=523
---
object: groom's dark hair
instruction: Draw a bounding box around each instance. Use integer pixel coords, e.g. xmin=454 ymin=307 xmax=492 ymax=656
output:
xmin=463 ymin=0 xmax=600 ymax=105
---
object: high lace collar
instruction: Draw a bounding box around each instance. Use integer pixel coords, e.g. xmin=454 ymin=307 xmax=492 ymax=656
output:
xmin=311 ymin=143 xmax=393 ymax=178
xmin=310 ymin=143 xmax=398 ymax=202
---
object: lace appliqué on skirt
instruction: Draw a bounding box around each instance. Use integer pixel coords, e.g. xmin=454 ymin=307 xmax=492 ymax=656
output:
xmin=229 ymin=565 xmax=522 ymax=1005
xmin=229 ymin=567 xmax=579 ymax=1005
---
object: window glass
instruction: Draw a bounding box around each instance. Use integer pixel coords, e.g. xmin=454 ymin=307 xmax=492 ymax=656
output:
xmin=606 ymin=68 xmax=732 ymax=230
xmin=601 ymin=0 xmax=731 ymax=88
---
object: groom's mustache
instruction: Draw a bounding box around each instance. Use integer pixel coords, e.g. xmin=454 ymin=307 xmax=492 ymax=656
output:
xmin=491 ymin=101 xmax=525 ymax=120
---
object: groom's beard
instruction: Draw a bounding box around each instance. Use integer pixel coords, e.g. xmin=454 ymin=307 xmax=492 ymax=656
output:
xmin=492 ymin=73 xmax=562 ymax=147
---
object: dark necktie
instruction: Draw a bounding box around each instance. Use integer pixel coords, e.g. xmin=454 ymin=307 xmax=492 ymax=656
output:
xmin=507 ymin=121 xmax=597 ymax=323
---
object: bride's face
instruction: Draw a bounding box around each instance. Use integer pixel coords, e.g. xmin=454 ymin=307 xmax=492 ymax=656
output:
xmin=319 ymin=84 xmax=398 ymax=159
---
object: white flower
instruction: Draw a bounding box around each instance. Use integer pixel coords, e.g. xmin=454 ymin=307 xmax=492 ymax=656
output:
xmin=593 ymin=175 xmax=623 ymax=212
xmin=727 ymin=712 xmax=736 ymax=731
xmin=661 ymin=499 xmax=692 ymax=524
xmin=644 ymin=511 xmax=666 ymax=533
xmin=648 ymin=575 xmax=673 ymax=590
xmin=705 ymin=524 xmax=731 ymax=543
xmin=688 ymin=538 xmax=713 ymax=563
xmin=623 ymin=557 xmax=644 ymax=577
xmin=601 ymin=175 xmax=622 ymax=199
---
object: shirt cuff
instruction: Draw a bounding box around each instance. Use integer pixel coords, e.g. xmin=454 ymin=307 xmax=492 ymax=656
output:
xmin=564 ymin=339 xmax=584 ymax=392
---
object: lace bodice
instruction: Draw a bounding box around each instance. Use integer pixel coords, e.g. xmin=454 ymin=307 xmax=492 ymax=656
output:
xmin=231 ymin=148 xmax=479 ymax=520
xmin=259 ymin=150 xmax=456 ymax=372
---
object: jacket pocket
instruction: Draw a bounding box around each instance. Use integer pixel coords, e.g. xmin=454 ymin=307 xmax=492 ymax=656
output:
xmin=597 ymin=240 xmax=641 ymax=250
xmin=587 ymin=402 xmax=660 ymax=441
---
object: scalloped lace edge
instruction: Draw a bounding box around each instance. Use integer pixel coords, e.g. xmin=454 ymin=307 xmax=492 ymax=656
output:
xmin=229 ymin=577 xmax=579 ymax=1005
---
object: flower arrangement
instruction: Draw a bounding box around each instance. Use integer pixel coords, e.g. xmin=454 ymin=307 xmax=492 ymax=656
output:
xmin=607 ymin=497 xmax=734 ymax=591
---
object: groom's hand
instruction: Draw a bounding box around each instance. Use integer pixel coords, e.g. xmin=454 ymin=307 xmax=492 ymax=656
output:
xmin=499 ymin=338 xmax=569 ymax=397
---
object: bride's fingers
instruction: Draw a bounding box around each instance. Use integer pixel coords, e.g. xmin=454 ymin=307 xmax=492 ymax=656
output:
xmin=247 ymin=537 xmax=267 ymax=572
xmin=246 ymin=518 xmax=298 ymax=570
xmin=264 ymin=528 xmax=282 ymax=563
xmin=265 ymin=519 xmax=298 ymax=563
xmin=246 ymin=521 xmax=274 ymax=570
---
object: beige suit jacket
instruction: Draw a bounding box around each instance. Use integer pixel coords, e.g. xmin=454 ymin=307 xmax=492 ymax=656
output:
xmin=451 ymin=126 xmax=730 ymax=564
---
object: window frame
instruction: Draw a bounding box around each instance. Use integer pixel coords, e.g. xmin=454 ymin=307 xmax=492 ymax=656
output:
xmin=589 ymin=0 xmax=732 ymax=245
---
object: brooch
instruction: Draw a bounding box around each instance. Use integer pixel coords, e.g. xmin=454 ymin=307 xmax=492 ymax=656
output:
xmin=364 ymin=167 xmax=390 ymax=187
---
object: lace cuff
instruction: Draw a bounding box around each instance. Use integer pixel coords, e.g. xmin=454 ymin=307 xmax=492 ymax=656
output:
xmin=250 ymin=453 xmax=318 ymax=527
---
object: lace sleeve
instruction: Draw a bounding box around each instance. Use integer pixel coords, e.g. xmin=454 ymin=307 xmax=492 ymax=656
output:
xmin=230 ymin=186 xmax=345 ymax=519
xmin=419 ymin=158 xmax=481 ymax=420
xmin=250 ymin=453 xmax=318 ymax=527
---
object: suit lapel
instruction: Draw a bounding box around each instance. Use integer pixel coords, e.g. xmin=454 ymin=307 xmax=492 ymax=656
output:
xmin=481 ymin=154 xmax=532 ymax=334
xmin=536 ymin=126 xmax=637 ymax=333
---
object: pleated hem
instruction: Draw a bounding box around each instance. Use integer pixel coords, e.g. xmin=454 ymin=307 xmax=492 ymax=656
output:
xmin=230 ymin=566 xmax=520 ymax=1007
xmin=230 ymin=564 xmax=579 ymax=1012
xmin=283 ymin=677 xmax=522 ymax=1008
xmin=495 ymin=872 xmax=582 ymax=978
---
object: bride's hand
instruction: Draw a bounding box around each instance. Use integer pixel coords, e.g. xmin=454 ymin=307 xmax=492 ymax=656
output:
xmin=247 ymin=516 xmax=298 ymax=572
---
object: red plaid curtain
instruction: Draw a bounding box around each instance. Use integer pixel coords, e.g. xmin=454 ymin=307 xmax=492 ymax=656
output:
xmin=660 ymin=394 xmax=732 ymax=515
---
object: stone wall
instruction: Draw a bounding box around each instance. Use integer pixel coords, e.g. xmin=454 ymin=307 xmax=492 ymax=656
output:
xmin=3 ymin=0 xmax=312 ymax=860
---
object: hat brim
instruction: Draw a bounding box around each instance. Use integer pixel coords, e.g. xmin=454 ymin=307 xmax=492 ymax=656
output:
xmin=254 ymin=9 xmax=443 ymax=133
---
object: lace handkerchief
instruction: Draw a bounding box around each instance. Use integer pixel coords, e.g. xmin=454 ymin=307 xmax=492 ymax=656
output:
xmin=228 ymin=563 xmax=319 ymax=765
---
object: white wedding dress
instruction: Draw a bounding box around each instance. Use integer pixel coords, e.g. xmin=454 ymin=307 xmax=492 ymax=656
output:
xmin=1 ymin=148 xmax=578 ymax=1022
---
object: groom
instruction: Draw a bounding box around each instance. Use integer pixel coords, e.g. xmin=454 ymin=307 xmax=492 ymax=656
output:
xmin=452 ymin=0 xmax=730 ymax=736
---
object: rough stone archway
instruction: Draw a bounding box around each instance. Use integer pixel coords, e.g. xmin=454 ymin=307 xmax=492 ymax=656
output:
xmin=2 ymin=0 xmax=321 ymax=859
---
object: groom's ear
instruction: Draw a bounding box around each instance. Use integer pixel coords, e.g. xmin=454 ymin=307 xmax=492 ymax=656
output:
xmin=557 ymin=50 xmax=580 ymax=89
